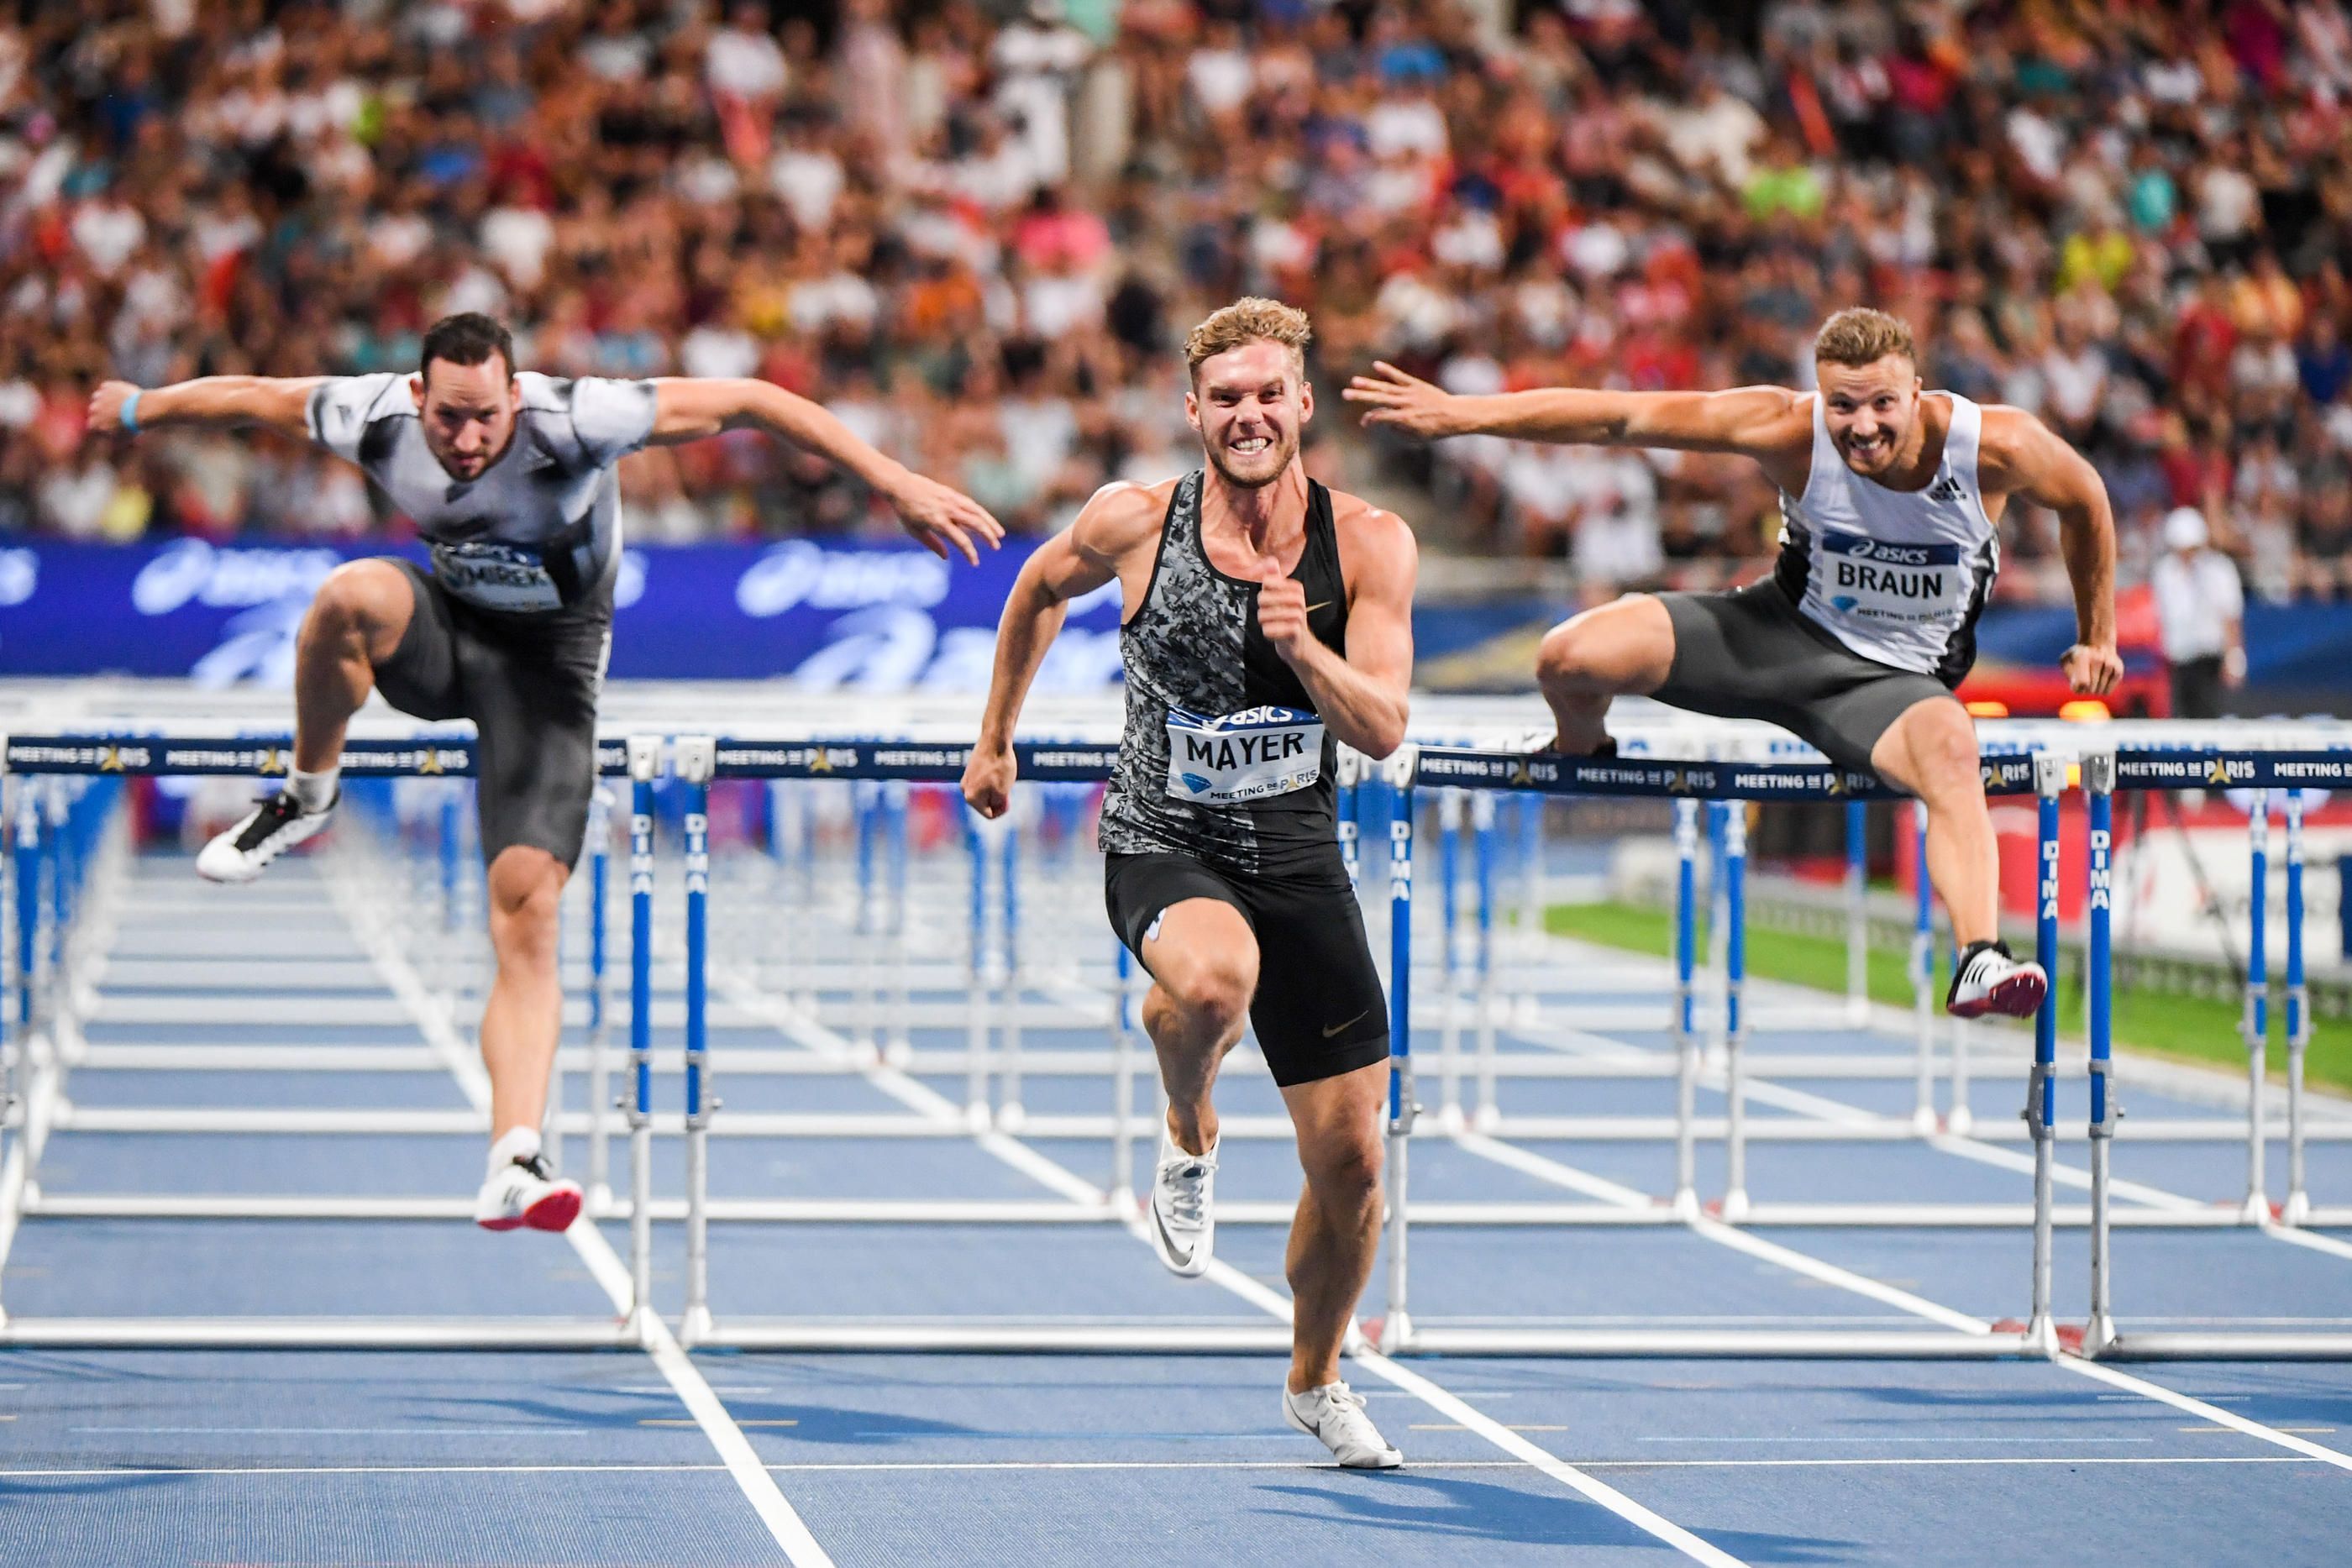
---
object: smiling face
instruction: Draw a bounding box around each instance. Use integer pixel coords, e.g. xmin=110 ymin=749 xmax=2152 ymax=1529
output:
xmin=1187 ymin=339 xmax=1311 ymax=490
xmin=1817 ymin=353 xmax=1922 ymax=479
xmin=414 ymin=354 xmax=522 ymax=481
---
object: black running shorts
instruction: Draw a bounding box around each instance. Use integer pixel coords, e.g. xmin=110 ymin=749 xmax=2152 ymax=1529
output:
xmin=1105 ymin=850 xmax=1390 ymax=1088
xmin=1655 ymin=582 xmax=1960 ymax=773
xmin=374 ymin=559 xmax=608 ymax=868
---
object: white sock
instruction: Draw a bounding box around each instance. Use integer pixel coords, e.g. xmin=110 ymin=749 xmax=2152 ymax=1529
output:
xmin=489 ymin=1125 xmax=542 ymax=1172
xmin=288 ymin=767 xmax=339 ymax=813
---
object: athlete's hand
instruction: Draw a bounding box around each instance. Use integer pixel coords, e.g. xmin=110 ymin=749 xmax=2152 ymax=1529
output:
xmin=1257 ymin=566 xmax=1314 ymax=663
xmin=2061 ymin=642 xmax=2124 ymax=697
xmin=885 ymin=470 xmax=1005 ymax=566
xmin=87 ymin=380 xmax=140 ymax=436
xmin=1343 ymin=362 xmax=1462 ymax=441
xmin=962 ymin=741 xmax=1017 ymax=821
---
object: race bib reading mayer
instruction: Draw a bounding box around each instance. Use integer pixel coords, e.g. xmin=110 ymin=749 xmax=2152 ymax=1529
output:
xmin=1163 ymin=705 xmax=1325 ymax=805
xmin=430 ymin=539 xmax=565 ymax=614
xmin=1814 ymin=527 xmax=1969 ymax=627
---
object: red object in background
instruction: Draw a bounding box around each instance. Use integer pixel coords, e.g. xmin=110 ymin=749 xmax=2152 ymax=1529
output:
xmin=1956 ymin=659 xmax=2168 ymax=718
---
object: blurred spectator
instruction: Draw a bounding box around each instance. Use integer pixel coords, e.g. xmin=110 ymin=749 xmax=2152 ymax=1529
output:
xmin=0 ymin=0 xmax=2343 ymax=613
xmin=2152 ymin=506 xmax=2245 ymax=718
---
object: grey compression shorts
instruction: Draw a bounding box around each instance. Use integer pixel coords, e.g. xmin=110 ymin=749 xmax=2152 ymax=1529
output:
xmin=374 ymin=559 xmax=609 ymax=867
xmin=1653 ymin=582 xmax=1960 ymax=772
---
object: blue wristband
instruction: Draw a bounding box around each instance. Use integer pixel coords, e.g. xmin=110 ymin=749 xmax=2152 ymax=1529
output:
xmin=119 ymin=388 xmax=141 ymax=434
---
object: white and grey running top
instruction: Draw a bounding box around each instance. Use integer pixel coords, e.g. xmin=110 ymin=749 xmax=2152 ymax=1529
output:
xmin=307 ymin=372 xmax=658 ymax=616
xmin=1773 ymin=391 xmax=1999 ymax=684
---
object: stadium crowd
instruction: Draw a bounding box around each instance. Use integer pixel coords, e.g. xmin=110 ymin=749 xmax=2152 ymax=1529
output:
xmin=2 ymin=0 xmax=2349 ymax=613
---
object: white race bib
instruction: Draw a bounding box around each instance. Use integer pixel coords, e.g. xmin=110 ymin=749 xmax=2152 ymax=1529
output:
xmin=1812 ymin=527 xmax=1969 ymax=629
xmin=1163 ymin=705 xmax=1324 ymax=805
xmin=430 ymin=539 xmax=565 ymax=614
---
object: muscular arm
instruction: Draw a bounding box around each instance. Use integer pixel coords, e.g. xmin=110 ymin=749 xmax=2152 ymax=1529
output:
xmin=1985 ymin=408 xmax=2119 ymax=682
xmin=87 ymin=376 xmax=326 ymax=440
xmin=1346 ymin=363 xmax=1809 ymax=459
xmin=964 ymin=483 xmax=1163 ymax=815
xmin=1262 ymin=505 xmax=1418 ymax=758
xmin=648 ymin=377 xmax=1003 ymax=564
xmin=1982 ymin=407 xmax=2121 ymax=694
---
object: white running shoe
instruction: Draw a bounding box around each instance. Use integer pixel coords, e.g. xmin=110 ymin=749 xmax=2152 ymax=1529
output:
xmin=1284 ymin=1381 xmax=1404 ymax=1469
xmin=197 ymin=789 xmax=338 ymax=884
xmin=1147 ymin=1128 xmax=1217 ymax=1277
xmin=1945 ymin=939 xmax=2048 ymax=1019
xmin=474 ymin=1154 xmax=584 ymax=1233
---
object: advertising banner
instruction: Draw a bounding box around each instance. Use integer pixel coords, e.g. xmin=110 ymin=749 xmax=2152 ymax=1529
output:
xmin=0 ymin=538 xmax=1126 ymax=691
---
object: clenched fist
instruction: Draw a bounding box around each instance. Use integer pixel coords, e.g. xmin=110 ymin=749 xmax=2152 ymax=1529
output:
xmin=962 ymin=741 xmax=1016 ymax=821
xmin=1256 ymin=566 xmax=1313 ymax=662
xmin=2061 ymin=642 xmax=2124 ymax=697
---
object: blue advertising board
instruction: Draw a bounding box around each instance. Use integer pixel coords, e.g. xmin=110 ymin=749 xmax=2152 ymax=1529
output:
xmin=0 ymin=538 xmax=1126 ymax=691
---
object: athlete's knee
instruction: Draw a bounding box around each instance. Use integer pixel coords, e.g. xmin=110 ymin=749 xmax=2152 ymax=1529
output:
xmin=1300 ymin=1129 xmax=1383 ymax=1204
xmin=1898 ymin=703 xmax=1983 ymax=803
xmin=1162 ymin=947 xmax=1257 ymax=1035
xmin=486 ymin=852 xmax=564 ymax=965
xmin=1536 ymin=597 xmax=1666 ymax=695
xmin=307 ymin=562 xmax=407 ymax=648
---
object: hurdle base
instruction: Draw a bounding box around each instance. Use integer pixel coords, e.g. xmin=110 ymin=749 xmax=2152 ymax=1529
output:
xmin=2087 ymin=1331 xmax=2352 ymax=1361
xmin=685 ymin=1319 xmax=1300 ymax=1353
xmin=1392 ymin=1327 xmax=2036 ymax=1358
xmin=0 ymin=1316 xmax=642 ymax=1350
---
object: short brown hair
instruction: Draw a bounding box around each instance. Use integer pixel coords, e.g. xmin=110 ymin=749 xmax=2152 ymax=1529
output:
xmin=1813 ymin=308 xmax=1915 ymax=369
xmin=1184 ymin=297 xmax=1312 ymax=380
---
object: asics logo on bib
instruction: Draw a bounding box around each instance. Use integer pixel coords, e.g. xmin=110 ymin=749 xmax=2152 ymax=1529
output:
xmin=1164 ymin=705 xmax=1324 ymax=805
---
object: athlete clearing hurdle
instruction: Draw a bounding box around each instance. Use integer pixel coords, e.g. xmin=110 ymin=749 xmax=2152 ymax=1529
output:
xmin=1348 ymin=307 xmax=2119 ymax=1017
xmin=90 ymin=312 xmax=1000 ymax=1231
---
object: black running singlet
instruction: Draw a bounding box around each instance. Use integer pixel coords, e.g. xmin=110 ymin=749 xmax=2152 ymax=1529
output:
xmin=1098 ymin=470 xmax=1352 ymax=878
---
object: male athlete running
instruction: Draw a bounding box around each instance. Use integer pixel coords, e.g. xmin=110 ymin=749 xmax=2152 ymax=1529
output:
xmin=1348 ymin=307 xmax=2119 ymax=1016
xmin=89 ymin=312 xmax=1000 ymax=1230
xmin=963 ymin=299 xmax=1417 ymax=1467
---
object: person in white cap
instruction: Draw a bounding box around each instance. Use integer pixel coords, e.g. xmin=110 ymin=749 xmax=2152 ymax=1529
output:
xmin=2150 ymin=506 xmax=2244 ymax=719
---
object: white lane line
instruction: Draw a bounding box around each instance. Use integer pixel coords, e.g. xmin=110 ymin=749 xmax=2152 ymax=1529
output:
xmin=721 ymin=968 xmax=1750 ymax=1568
xmin=1454 ymin=1056 xmax=2352 ymax=1473
xmin=0 ymin=1454 xmax=2320 ymax=1480
xmin=2061 ymin=1358 xmax=2352 ymax=1473
xmin=331 ymin=849 xmax=833 ymax=1568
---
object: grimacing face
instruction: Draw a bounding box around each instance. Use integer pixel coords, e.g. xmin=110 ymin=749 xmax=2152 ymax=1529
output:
xmin=1817 ymin=354 xmax=1922 ymax=479
xmin=412 ymin=355 xmax=522 ymax=481
xmin=1187 ymin=339 xmax=1311 ymax=490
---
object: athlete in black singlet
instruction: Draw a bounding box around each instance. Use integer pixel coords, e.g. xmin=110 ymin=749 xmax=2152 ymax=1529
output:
xmin=964 ymin=299 xmax=1418 ymax=1469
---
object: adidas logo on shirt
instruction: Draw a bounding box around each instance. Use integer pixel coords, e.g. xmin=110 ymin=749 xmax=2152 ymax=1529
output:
xmin=1926 ymin=475 xmax=1968 ymax=503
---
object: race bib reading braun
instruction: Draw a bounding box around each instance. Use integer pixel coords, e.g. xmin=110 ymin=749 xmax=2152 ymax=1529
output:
xmin=429 ymin=539 xmax=565 ymax=614
xmin=1163 ymin=705 xmax=1325 ymax=805
xmin=1814 ymin=527 xmax=1969 ymax=628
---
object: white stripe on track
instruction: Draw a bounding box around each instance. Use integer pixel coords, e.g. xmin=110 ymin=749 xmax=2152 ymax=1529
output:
xmin=721 ymin=968 xmax=1751 ymax=1568
xmin=329 ymin=849 xmax=834 ymax=1568
xmin=1450 ymin=1075 xmax=2352 ymax=1472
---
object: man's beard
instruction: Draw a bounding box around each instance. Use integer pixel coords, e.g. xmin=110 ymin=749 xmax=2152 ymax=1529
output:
xmin=1203 ymin=431 xmax=1294 ymax=489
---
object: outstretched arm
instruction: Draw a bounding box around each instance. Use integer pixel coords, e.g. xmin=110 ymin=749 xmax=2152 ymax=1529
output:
xmin=648 ymin=378 xmax=1004 ymax=564
xmin=963 ymin=483 xmax=1160 ymax=818
xmin=87 ymin=376 xmax=326 ymax=441
xmin=1344 ymin=362 xmax=1806 ymax=457
xmin=1986 ymin=408 xmax=2120 ymax=696
xmin=1257 ymin=506 xmax=1418 ymax=758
